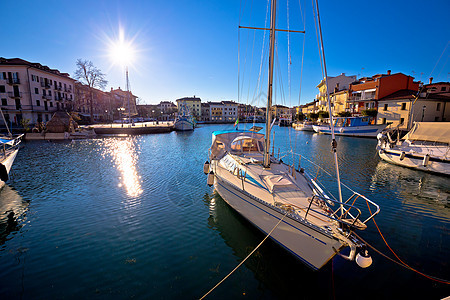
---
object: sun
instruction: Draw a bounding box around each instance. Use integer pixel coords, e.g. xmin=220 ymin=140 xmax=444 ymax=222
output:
xmin=108 ymin=28 xmax=136 ymax=67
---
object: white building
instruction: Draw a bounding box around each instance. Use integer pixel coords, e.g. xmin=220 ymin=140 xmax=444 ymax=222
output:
xmin=0 ymin=57 xmax=75 ymax=126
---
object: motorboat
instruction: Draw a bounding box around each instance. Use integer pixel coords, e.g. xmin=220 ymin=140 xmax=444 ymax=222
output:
xmin=312 ymin=116 xmax=387 ymax=137
xmin=293 ymin=121 xmax=315 ymax=131
xmin=377 ymin=122 xmax=450 ymax=175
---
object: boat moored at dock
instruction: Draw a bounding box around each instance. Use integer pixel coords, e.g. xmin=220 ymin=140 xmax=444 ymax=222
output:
xmin=377 ymin=122 xmax=450 ymax=175
xmin=0 ymin=134 xmax=23 ymax=189
xmin=313 ymin=116 xmax=387 ymax=137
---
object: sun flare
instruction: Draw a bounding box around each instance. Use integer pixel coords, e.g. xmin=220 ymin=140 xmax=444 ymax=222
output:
xmin=108 ymin=28 xmax=137 ymax=67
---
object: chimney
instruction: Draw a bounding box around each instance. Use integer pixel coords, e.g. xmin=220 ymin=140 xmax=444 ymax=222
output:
xmin=387 ymin=70 xmax=391 ymax=75
xmin=429 ymin=77 xmax=433 ymax=84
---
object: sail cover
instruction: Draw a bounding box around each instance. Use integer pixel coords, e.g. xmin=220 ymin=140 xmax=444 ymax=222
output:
xmin=403 ymin=122 xmax=450 ymax=144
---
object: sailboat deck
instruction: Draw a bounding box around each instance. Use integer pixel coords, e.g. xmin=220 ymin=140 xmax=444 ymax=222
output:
xmin=216 ymin=152 xmax=336 ymax=228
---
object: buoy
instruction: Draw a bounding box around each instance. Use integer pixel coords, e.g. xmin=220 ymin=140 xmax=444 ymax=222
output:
xmin=203 ymin=160 xmax=210 ymax=174
xmin=422 ymin=154 xmax=430 ymax=166
xmin=0 ymin=163 xmax=8 ymax=182
xmin=355 ymin=250 xmax=373 ymax=268
xmin=399 ymin=152 xmax=405 ymax=161
xmin=207 ymin=171 xmax=215 ymax=186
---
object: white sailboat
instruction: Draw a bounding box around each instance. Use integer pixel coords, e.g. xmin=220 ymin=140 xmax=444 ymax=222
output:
xmin=204 ymin=0 xmax=380 ymax=270
xmin=377 ymin=122 xmax=450 ymax=175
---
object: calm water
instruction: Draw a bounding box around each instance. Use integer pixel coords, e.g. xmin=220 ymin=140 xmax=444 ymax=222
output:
xmin=0 ymin=124 xmax=449 ymax=299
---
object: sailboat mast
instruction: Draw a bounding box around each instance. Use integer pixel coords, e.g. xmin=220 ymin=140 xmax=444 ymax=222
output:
xmin=126 ymin=66 xmax=131 ymax=123
xmin=264 ymin=0 xmax=277 ymax=168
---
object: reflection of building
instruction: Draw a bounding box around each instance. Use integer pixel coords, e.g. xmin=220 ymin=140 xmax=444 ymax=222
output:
xmin=176 ymin=96 xmax=201 ymax=118
xmin=0 ymin=57 xmax=75 ymax=126
xmin=377 ymin=80 xmax=450 ymax=130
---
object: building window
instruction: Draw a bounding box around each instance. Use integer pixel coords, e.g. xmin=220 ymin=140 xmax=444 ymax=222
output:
xmin=50 ymin=102 xmax=53 ymax=107
xmin=36 ymin=100 xmax=40 ymax=106
xmin=441 ymin=87 xmax=446 ymax=92
xmin=1 ymin=98 xmax=7 ymax=106
xmin=0 ymin=72 xmax=5 ymax=80
xmin=383 ymin=104 xmax=388 ymax=111
xmin=401 ymin=103 xmax=406 ymax=110
xmin=437 ymin=103 xmax=441 ymax=111
xmin=400 ymin=118 xmax=404 ymax=125
xmin=35 ymin=88 xmax=39 ymax=94
xmin=0 ymin=85 xmax=5 ymax=93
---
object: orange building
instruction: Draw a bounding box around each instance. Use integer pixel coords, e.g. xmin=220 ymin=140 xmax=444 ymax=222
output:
xmin=348 ymin=70 xmax=420 ymax=116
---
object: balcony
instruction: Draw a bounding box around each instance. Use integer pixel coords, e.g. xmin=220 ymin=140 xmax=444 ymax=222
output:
xmin=7 ymin=78 xmax=20 ymax=85
xmin=54 ymin=95 xmax=64 ymax=101
xmin=40 ymin=81 xmax=51 ymax=88
xmin=42 ymin=95 xmax=52 ymax=100
xmin=7 ymin=92 xmax=22 ymax=98
xmin=55 ymin=86 xmax=62 ymax=91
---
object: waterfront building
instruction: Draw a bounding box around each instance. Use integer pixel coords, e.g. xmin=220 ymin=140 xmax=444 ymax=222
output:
xmin=158 ymin=101 xmax=176 ymax=113
xmin=377 ymin=80 xmax=450 ymax=130
xmin=237 ymin=103 xmax=257 ymax=120
xmin=316 ymin=73 xmax=357 ymax=113
xmin=221 ymin=101 xmax=238 ymax=122
xmin=0 ymin=57 xmax=75 ymax=126
xmin=209 ymin=101 xmax=223 ymax=122
xmin=176 ymin=96 xmax=201 ymax=119
xmin=201 ymin=102 xmax=210 ymax=122
xmin=301 ymin=100 xmax=318 ymax=115
xmin=271 ymin=104 xmax=289 ymax=119
xmin=74 ymin=82 xmax=115 ymax=122
xmin=110 ymin=87 xmax=138 ymax=118
xmin=348 ymin=71 xmax=420 ymax=116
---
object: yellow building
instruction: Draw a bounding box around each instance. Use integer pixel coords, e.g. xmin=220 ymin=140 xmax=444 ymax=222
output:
xmin=316 ymin=73 xmax=357 ymax=114
xmin=176 ymin=96 xmax=201 ymax=118
xmin=271 ymin=104 xmax=289 ymax=119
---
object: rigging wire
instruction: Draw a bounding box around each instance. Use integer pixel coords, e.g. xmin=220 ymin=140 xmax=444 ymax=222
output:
xmin=313 ymin=0 xmax=344 ymax=214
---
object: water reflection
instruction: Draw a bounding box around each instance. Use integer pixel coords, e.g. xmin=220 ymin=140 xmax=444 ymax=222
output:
xmin=204 ymin=191 xmax=333 ymax=299
xmin=103 ymin=138 xmax=143 ymax=198
xmin=370 ymin=161 xmax=450 ymax=219
xmin=0 ymin=185 xmax=29 ymax=245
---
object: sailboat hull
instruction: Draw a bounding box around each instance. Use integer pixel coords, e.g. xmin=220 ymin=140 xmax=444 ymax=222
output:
xmin=214 ymin=176 xmax=345 ymax=270
xmin=174 ymin=120 xmax=194 ymax=131
xmin=0 ymin=148 xmax=19 ymax=189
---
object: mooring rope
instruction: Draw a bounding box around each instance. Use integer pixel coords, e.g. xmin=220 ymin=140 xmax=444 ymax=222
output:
xmin=200 ymin=211 xmax=289 ymax=299
xmin=359 ymin=200 xmax=450 ymax=285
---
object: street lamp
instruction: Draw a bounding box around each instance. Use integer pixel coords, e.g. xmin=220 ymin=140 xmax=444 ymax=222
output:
xmin=421 ymin=105 xmax=426 ymax=122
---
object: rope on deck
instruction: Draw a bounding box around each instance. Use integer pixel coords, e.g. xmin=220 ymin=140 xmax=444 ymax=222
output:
xmin=200 ymin=211 xmax=289 ymax=299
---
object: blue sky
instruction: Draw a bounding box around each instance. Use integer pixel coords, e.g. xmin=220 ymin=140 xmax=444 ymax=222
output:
xmin=2 ymin=0 xmax=449 ymax=107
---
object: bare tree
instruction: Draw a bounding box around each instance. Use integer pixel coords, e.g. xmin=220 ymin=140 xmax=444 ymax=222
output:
xmin=74 ymin=59 xmax=108 ymax=123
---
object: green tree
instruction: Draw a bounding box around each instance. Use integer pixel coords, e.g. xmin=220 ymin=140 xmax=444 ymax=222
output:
xmin=307 ymin=112 xmax=319 ymax=121
xmin=337 ymin=111 xmax=352 ymax=117
xmin=361 ymin=108 xmax=378 ymax=118
xmin=318 ymin=110 xmax=329 ymax=120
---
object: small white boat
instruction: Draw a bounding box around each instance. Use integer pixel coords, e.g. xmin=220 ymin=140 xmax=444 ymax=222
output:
xmin=0 ymin=134 xmax=23 ymax=189
xmin=293 ymin=121 xmax=315 ymax=131
xmin=377 ymin=122 xmax=450 ymax=175
xmin=313 ymin=116 xmax=387 ymax=138
xmin=174 ymin=103 xmax=194 ymax=131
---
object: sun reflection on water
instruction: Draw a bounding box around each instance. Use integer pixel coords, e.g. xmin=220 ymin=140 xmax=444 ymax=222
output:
xmin=104 ymin=138 xmax=143 ymax=198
